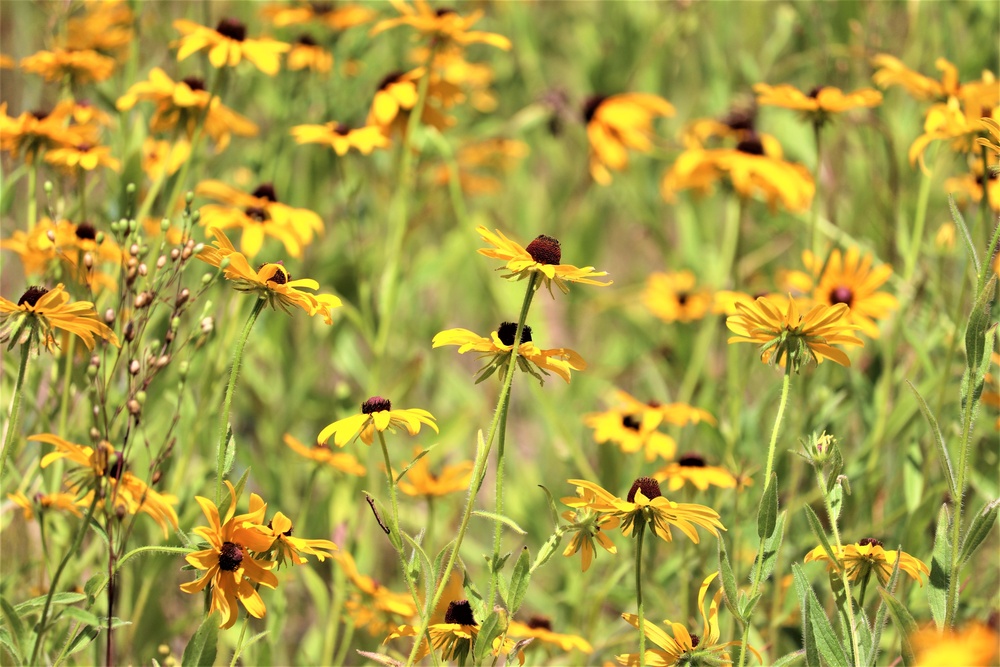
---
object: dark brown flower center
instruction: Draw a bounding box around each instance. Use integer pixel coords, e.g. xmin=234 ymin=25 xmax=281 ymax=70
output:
xmin=526 ymin=615 xmax=552 ymax=631
xmin=218 ymin=541 xmax=244 ymax=571
xmin=309 ymin=1 xmax=334 ymax=14
xmin=497 ymin=322 xmax=532 ymax=346
xmin=268 ymin=265 xmax=288 ymax=284
xmin=830 ymin=286 xmax=853 ymax=306
xmin=74 ymin=222 xmax=97 ymax=240
xmin=107 ymin=455 xmax=126 ymax=480
xmin=252 ymin=183 xmax=278 ymax=202
xmin=676 ymin=292 xmax=690 ymax=306
xmin=582 ymin=94 xmax=608 ymax=123
xmin=377 ymin=71 xmax=405 ymax=91
xmin=621 ymin=415 xmax=641 ymax=431
xmin=362 ymin=396 xmax=391 ymax=414
xmin=216 ymin=18 xmax=247 ymax=42
xmin=333 ymin=123 xmax=352 ymax=136
xmin=296 ymin=34 xmax=318 ymax=46
xmin=435 ymin=8 xmax=457 ymax=17
xmin=808 ymin=85 xmax=826 ymax=99
xmin=736 ymin=137 xmax=765 ymax=156
xmin=30 ymin=109 xmax=50 ymax=121
xmin=245 ymin=206 xmax=270 ymax=222
xmin=17 ymin=285 xmax=49 ymax=307
xmin=627 ymin=476 xmax=662 ymax=502
xmin=689 ymin=633 xmax=701 ymax=648
xmin=722 ymin=107 xmax=755 ymax=132
xmin=182 ymin=76 xmax=206 ymax=92
xmin=677 ymin=454 xmax=706 ymax=467
xmin=858 ymin=537 xmax=883 ymax=548
xmin=525 ymin=235 xmax=561 ymax=265
xmin=646 ymin=400 xmax=661 ymax=408
xmin=444 ymin=599 xmax=477 ymax=626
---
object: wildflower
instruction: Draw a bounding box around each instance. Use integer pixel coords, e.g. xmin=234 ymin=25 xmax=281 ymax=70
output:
xmin=565 ymin=478 xmax=725 ymax=545
xmin=44 ymin=141 xmax=121 ymax=173
xmin=0 ymin=102 xmax=81 ymax=162
xmin=142 ymin=138 xmax=191 ymax=179
xmin=286 ymin=35 xmax=333 ymax=74
xmin=476 ymin=226 xmax=612 ymax=295
xmin=584 ymin=407 xmax=678 ymax=462
xmin=290 ymin=121 xmax=390 ymax=155
xmin=804 ymin=538 xmax=930 ymax=586
xmin=336 ymin=551 xmax=417 ymax=636
xmin=432 ymin=322 xmax=587 ymax=384
xmin=318 ymin=396 xmax=437 ymax=447
xmin=871 ymin=54 xmax=998 ymax=107
xmin=8 ymin=491 xmax=84 ymax=520
xmin=250 ymin=496 xmax=337 ymax=567
xmin=911 ymin=623 xmax=999 ymax=667
xmin=753 ymin=83 xmax=881 ymax=125
xmin=283 ymin=434 xmax=366 ymax=475
xmin=195 ymin=180 xmax=322 ymax=258
xmin=396 ymin=448 xmax=472 ymax=498
xmin=66 ymin=0 xmax=134 ymax=54
xmin=945 ymin=154 xmax=1000 ymax=212
xmin=643 ymin=271 xmax=713 ymax=323
xmin=618 ymin=572 xmax=754 ymax=666
xmin=978 ymin=117 xmax=1000 ymax=156
xmin=726 ymin=295 xmax=863 ymax=369
xmin=412 ymin=42 xmax=500 ymax=112
xmin=197 ymin=227 xmax=342 ymax=323
xmin=935 ymin=222 xmax=957 ymax=251
xmin=507 ymin=615 xmax=594 ymax=654
xmin=367 ymin=69 xmax=422 ymax=128
xmin=2 ymin=218 xmax=121 ymax=281
xmin=179 ymin=482 xmax=279 ymax=629
xmin=20 ymin=48 xmax=116 ymax=84
xmin=654 ymin=454 xmax=739 ymax=492
xmin=560 ymin=486 xmax=620 ymax=571
xmin=371 ymin=1 xmax=512 ymax=51
xmin=584 ymin=93 xmax=675 ymax=185
xmin=173 ymin=18 xmax=289 ymax=75
xmin=432 ymin=138 xmax=529 ymax=194
xmin=262 ymin=2 xmax=375 ymax=29
xmin=1 ymin=284 xmax=119 ymax=351
xmin=909 ymin=97 xmax=999 ymax=168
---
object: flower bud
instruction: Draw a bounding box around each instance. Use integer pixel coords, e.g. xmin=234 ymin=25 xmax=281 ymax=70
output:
xmin=127 ymin=399 xmax=141 ymax=415
xmin=129 ymin=359 xmax=140 ymax=375
xmin=95 ymin=232 xmax=105 ymax=244
xmin=47 ymin=229 xmax=56 ymax=242
xmin=104 ymin=308 xmax=115 ymax=323
xmin=193 ymin=243 xmax=204 ymax=254
xmin=124 ymin=321 xmax=136 ymax=342
xmin=185 ymin=192 xmax=194 ymax=205
xmin=170 ymin=248 xmax=180 ymax=261
xmin=135 ymin=390 xmax=147 ymax=404
xmin=44 ymin=181 xmax=53 ymax=194
xmin=161 ymin=218 xmax=170 ymax=231
xmin=130 ymin=243 xmax=140 ymax=256
xmin=157 ymin=255 xmax=167 ymax=269
xmin=176 ymin=289 xmax=190 ymax=307
xmin=138 ymin=263 xmax=148 ymax=276
xmin=126 ymin=183 xmax=136 ymax=195
xmin=83 ymin=252 xmax=94 ymax=269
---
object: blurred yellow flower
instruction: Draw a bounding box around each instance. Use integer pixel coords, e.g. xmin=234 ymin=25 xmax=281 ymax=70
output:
xmin=653 ymin=455 xmax=738 ymax=492
xmin=0 ymin=102 xmax=82 ymax=162
xmin=141 ymin=137 xmax=191 ymax=179
xmin=508 ymin=616 xmax=594 ymax=655
xmin=372 ymin=1 xmax=511 ymax=51
xmin=912 ymin=623 xmax=999 ymax=667
xmin=66 ymin=0 xmax=134 ymax=54
xmin=367 ymin=69 xmax=422 ymax=128
xmin=872 ymin=54 xmax=998 ymax=108
xmin=318 ymin=396 xmax=437 ymax=447
xmin=804 ymin=538 xmax=929 ymax=586
xmin=262 ymin=2 xmax=374 ymax=30
xmin=291 ymin=121 xmax=390 ymax=155
xmin=336 ymin=551 xmax=417 ymax=635
xmin=560 ymin=485 xmax=620 ymax=572
xmin=644 ymin=271 xmax=713 ymax=323
xmin=945 ymin=154 xmax=1000 ymax=212
xmin=1 ymin=284 xmax=119 ymax=351
xmin=432 ymin=138 xmax=529 ymax=195
xmin=8 ymin=491 xmax=83 ymax=520
xmin=45 ymin=141 xmax=120 ymax=173
xmin=386 ymin=597 xmax=519 ymax=664
xmin=754 ymin=83 xmax=881 ymax=124
xmin=250 ymin=495 xmax=337 ymax=567
xmin=286 ymin=35 xmax=333 ymax=73
xmin=909 ymin=97 xmax=999 ymax=168
xmin=20 ymin=48 xmax=116 ymax=84
xmin=584 ymin=93 xmax=674 ymax=185
xmin=173 ymin=18 xmax=289 ymax=75
xmin=396 ymin=447 xmax=472 ymax=498
xmin=2 ymin=218 xmax=121 ymax=281
xmin=283 ymin=434 xmax=366 ymax=475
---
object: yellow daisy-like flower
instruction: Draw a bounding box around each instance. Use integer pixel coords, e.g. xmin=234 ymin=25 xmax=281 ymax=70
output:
xmin=726 ymin=295 xmax=862 ymax=369
xmin=290 ymin=121 xmax=390 ymax=156
xmin=20 ymin=48 xmax=116 ymax=84
xmin=566 ymin=477 xmax=725 ymax=545
xmin=476 ymin=226 xmax=612 ymax=295
xmin=173 ymin=18 xmax=289 ymax=75
xmin=66 ymin=0 xmax=134 ymax=54
xmin=250 ymin=495 xmax=337 ymax=567
xmin=584 ymin=407 xmax=679 ymax=462
xmin=179 ymin=482 xmax=279 ymax=629
xmin=432 ymin=137 xmax=529 ymax=195
xmin=653 ymin=455 xmax=738 ymax=492
xmin=386 ymin=598 xmax=519 ymax=664
xmin=318 ymin=396 xmax=437 ymax=447
xmin=262 ymin=2 xmax=375 ymax=30
xmin=644 ymin=271 xmax=713 ymax=323
xmin=141 ymin=137 xmax=191 ymax=179
xmin=8 ymin=491 xmax=84 ymax=520
xmin=753 ymin=83 xmax=881 ymax=125
xmin=871 ymin=54 xmax=998 ymax=107
xmin=946 ymin=152 xmax=1000 ymax=212
xmin=507 ymin=616 xmax=594 ymax=655
xmin=432 ymin=322 xmax=587 ymax=384
xmin=804 ymin=538 xmax=930 ymax=586
xmin=197 ymin=227 xmax=342 ymax=323
xmin=0 ymin=101 xmax=82 ymax=162
xmin=560 ymin=485 xmax=620 ymax=572
xmin=286 ymin=35 xmax=333 ymax=74
xmin=1 ymin=218 xmax=121 ymax=282
xmin=909 ymin=97 xmax=999 ymax=168
xmin=336 ymin=551 xmax=418 ymax=636
xmin=44 ymin=141 xmax=120 ymax=173
xmin=367 ymin=69 xmax=422 ymax=129
xmin=911 ymin=622 xmax=999 ymax=667
xmin=396 ymin=447 xmax=472 ymax=498
xmin=283 ymin=434 xmax=366 ymax=475
xmin=371 ymin=1 xmax=512 ymax=51
xmin=584 ymin=93 xmax=675 ymax=185
xmin=1 ymin=284 xmax=119 ymax=352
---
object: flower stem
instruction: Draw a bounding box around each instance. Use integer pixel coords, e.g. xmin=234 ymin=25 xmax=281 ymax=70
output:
xmin=214 ymin=298 xmax=265 ymax=505
xmin=947 ymin=354 xmax=979 ymax=626
xmin=28 ymin=160 xmax=38 ymax=231
xmin=903 ymin=146 xmax=936 ymax=282
xmin=404 ymin=274 xmax=537 ymax=667
xmin=635 ymin=520 xmax=647 ymax=667
xmin=377 ymin=429 xmax=425 ymax=613
xmin=486 ymin=387 xmax=512 ymax=611
xmin=809 ymin=121 xmax=824 ymax=259
xmin=816 ymin=467 xmax=862 ymax=667
xmin=0 ymin=343 xmax=31 ymax=479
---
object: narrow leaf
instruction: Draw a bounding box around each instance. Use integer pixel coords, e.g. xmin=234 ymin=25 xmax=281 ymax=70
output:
xmin=771 ymin=650 xmax=806 ymax=667
xmin=877 ymin=588 xmax=917 ymax=666
xmin=950 ymin=194 xmax=980 ymax=275
xmin=507 ymin=547 xmax=531 ymax=614
xmin=964 ymin=274 xmax=996 ymax=374
xmin=757 ymin=473 xmax=778 ymax=539
xmin=14 ymin=593 xmax=87 ymax=612
xmin=0 ymin=596 xmax=26 ymax=662
xmin=472 ymin=611 xmax=503 ymax=665
xmin=803 ymin=504 xmax=838 ymax=568
xmin=718 ymin=538 xmax=742 ymax=621
xmin=927 ymin=504 xmax=952 ymax=630
xmin=181 ymin=612 xmax=220 ymax=667
xmin=395 ymin=446 xmax=436 ymax=484
xmin=750 ymin=511 xmax=786 ymax=583
xmin=906 ymin=380 xmax=957 ymax=496
xmin=537 ymin=485 xmax=561 ymax=530
xmin=61 ymin=625 xmax=101 ymax=660
xmin=792 ymin=564 xmax=852 ymax=667
xmin=959 ymin=499 xmax=1000 ymax=565
xmin=471 ymin=510 xmax=526 ymax=535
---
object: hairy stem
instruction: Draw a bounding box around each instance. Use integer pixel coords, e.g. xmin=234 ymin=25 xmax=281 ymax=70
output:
xmin=0 ymin=343 xmax=31 ymax=479
xmin=635 ymin=520 xmax=647 ymax=667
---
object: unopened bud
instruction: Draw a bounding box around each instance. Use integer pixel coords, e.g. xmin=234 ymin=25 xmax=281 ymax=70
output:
xmin=149 ymin=339 xmax=161 ymax=352
xmin=200 ymin=317 xmax=214 ymax=334
xmin=201 ymin=273 xmax=213 ymax=284
xmin=170 ymin=248 xmax=180 ymax=261
xmin=192 ymin=243 xmax=204 ymax=254
xmin=185 ymin=192 xmax=194 ymax=205
xmin=178 ymin=361 xmax=189 ymax=377
xmin=135 ymin=390 xmax=147 ymax=404
xmin=126 ymin=183 xmax=136 ymax=195
xmin=87 ymin=364 xmax=98 ymax=378
xmin=127 ymin=399 xmax=141 ymax=415
xmin=116 ymin=504 xmax=127 ymax=520
xmin=47 ymin=229 xmax=56 ymax=242
xmin=129 ymin=359 xmax=140 ymax=375
xmin=89 ymin=427 xmax=100 ymax=440
xmin=133 ymin=292 xmax=147 ymax=308
xmin=176 ymin=289 xmax=190 ymax=307
xmin=160 ymin=218 xmax=170 ymax=231
xmin=151 ymin=470 xmax=162 ymax=485
xmin=90 ymin=354 xmax=100 ymax=368
xmin=191 ymin=210 xmax=201 ymax=224
xmin=156 ymin=355 xmax=169 ymax=368
xmin=219 ymin=257 xmax=230 ymax=270
xmin=128 ymin=219 xmax=137 ymax=233
xmin=138 ymin=263 xmax=148 ymax=276
xmin=130 ymin=243 xmax=139 ymax=256
xmin=83 ymin=252 xmax=94 ymax=269
xmin=157 ymin=255 xmax=167 ymax=269
xmin=104 ymin=308 xmax=115 ymax=323
xmin=44 ymin=181 xmax=53 ymax=194
xmin=181 ymin=246 xmax=192 ymax=260
xmin=125 ymin=321 xmax=136 ymax=342
xmin=171 ymin=317 xmax=181 ymax=330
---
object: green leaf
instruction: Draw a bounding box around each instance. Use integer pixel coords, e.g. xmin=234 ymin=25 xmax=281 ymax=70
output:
xmin=231 ymin=466 xmax=252 ymax=511
xmin=181 ymin=612 xmax=220 ymax=667
xmin=802 ymin=504 xmax=838 ymax=567
xmin=770 ymin=650 xmax=806 ymax=667
xmin=537 ymin=485 xmax=560 ymax=530
xmin=867 ymin=549 xmax=903 ymax=667
xmin=718 ymin=538 xmax=742 ymax=621
xmin=877 ymin=588 xmax=917 ymax=666
xmin=402 ymin=532 xmax=433 ymax=592
xmin=0 ymin=627 xmax=20 ymax=664
xmin=433 ymin=539 xmax=456 ymax=585
xmin=530 ymin=529 xmax=564 ymax=574
xmin=14 ymin=593 xmax=87 ymax=613
xmin=964 ymin=273 xmax=996 ymax=376
xmin=84 ymin=574 xmax=107 ymax=606
xmin=903 ymin=440 xmax=924 ymax=515
xmin=959 ymin=499 xmax=1000 ymax=565
xmin=507 ymin=547 xmax=531 ymax=615
xmin=0 ymin=596 xmax=27 ymax=663
xmin=473 ymin=430 xmax=488 ymax=493
xmin=739 ymin=592 xmax=762 ymax=621
xmin=231 ymin=631 xmax=270 ymax=665
xmin=950 ymin=194 xmax=980 ymax=275
xmin=60 ymin=625 xmax=101 ymax=660
xmin=222 ymin=427 xmax=236 ymax=479
xmin=927 ymin=504 xmax=952 ymax=631
xmin=750 ymin=511 xmax=786 ymax=583
xmin=855 ymin=605 xmax=874 ymax=666
xmin=471 ymin=510 xmax=526 ymax=535
xmin=828 ymin=483 xmax=844 ymax=523
xmin=826 ymin=439 xmax=844 ymax=495
xmin=906 ymin=380 xmax=957 ymax=497
xmin=757 ymin=473 xmax=778 ymax=539
xmin=472 ymin=610 xmax=503 ymax=665
xmin=395 ymin=445 xmax=437 ymax=484
xmin=793 ymin=563 xmax=851 ymax=667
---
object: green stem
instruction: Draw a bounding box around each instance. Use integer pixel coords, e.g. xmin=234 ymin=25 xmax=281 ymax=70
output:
xmin=904 ymin=150 xmax=935 ymax=282
xmin=404 ymin=274 xmax=537 ymax=667
xmin=215 ymin=299 xmax=265 ymax=504
xmin=231 ymin=613 xmax=251 ymax=667
xmin=809 ymin=121 xmax=824 ymax=259
xmin=817 ymin=467 xmax=862 ymax=667
xmin=0 ymin=344 xmax=31 ymax=479
xmin=487 ymin=388 xmax=512 ymax=611
xmin=377 ymin=429 xmax=424 ymax=614
xmin=28 ymin=160 xmax=38 ymax=231
xmin=947 ymin=362 xmax=978 ymax=626
xmin=635 ymin=521 xmax=647 ymax=667
xmin=857 ymin=570 xmax=872 ymax=610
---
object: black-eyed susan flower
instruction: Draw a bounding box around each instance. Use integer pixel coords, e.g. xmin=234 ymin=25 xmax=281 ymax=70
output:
xmin=180 ymin=482 xmax=279 ymax=629
xmin=2 ymin=217 xmax=121 ymax=281
xmin=584 ymin=93 xmax=675 ymax=184
xmin=612 ymin=390 xmax=716 ymax=430
xmin=1 ymin=284 xmax=119 ymax=351
xmin=911 ymin=622 xmax=999 ymax=667
xmin=20 ymin=48 xmax=116 ymax=84
xmin=368 ymin=69 xmax=422 ymax=129
xmin=286 ymin=34 xmax=333 ymax=73
xmin=476 ymin=226 xmax=612 ymax=295
xmin=8 ymin=490 xmax=84 ymax=520
xmin=507 ymin=616 xmax=594 ymax=655
xmin=653 ymin=454 xmax=739 ymax=492
xmin=396 ymin=447 xmax=472 ymax=498
xmin=195 ymin=180 xmax=322 ymax=258
xmin=753 ymin=83 xmax=881 ymax=125
xmin=726 ymin=295 xmax=862 ymax=370
xmin=946 ymin=153 xmax=1000 ymax=213
xmin=565 ymin=478 xmax=725 ymax=545
xmin=335 ymin=551 xmax=418 ymax=636
xmin=909 ymin=98 xmax=999 ymax=168
xmin=283 ymin=434 xmax=366 ymax=475
xmin=371 ymin=1 xmax=512 ymax=51
xmin=871 ymin=54 xmax=998 ymax=107
xmin=584 ymin=406 xmax=679 ymax=462
xmin=141 ymin=137 xmax=191 ymax=179
xmin=290 ymin=120 xmax=390 ymax=155
xmin=643 ymin=271 xmax=713 ymax=323
xmin=262 ymin=1 xmax=375 ymax=30
xmin=173 ymin=18 xmax=289 ymax=75
xmin=560 ymin=485 xmax=620 ymax=571
xmin=66 ymin=0 xmax=134 ymax=54
xmin=44 ymin=141 xmax=120 ymax=173
xmin=386 ymin=596 xmax=520 ymax=664
xmin=0 ymin=102 xmax=82 ymax=162
xmin=804 ymin=538 xmax=929 ymax=586
xmin=432 ymin=137 xmax=529 ymax=194
xmin=413 ymin=42 xmax=500 ymax=112
xmin=318 ymin=396 xmax=437 ymax=447
xmin=432 ymin=322 xmax=587 ymax=384
xmin=197 ymin=227 xmax=342 ymax=323
xmin=250 ymin=495 xmax=337 ymax=567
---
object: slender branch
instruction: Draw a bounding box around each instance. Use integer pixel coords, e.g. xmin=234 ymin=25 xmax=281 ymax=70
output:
xmin=635 ymin=521 xmax=647 ymax=667
xmin=0 ymin=343 xmax=31 ymax=479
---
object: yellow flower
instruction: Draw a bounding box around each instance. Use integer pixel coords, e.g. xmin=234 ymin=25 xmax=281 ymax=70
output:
xmin=584 ymin=93 xmax=675 ymax=185
xmin=584 ymin=407 xmax=678 ymax=462
xmin=644 ymin=271 xmax=713 ymax=323
xmin=283 ymin=434 xmax=366 ymax=475
xmin=386 ymin=597 xmax=519 ymax=664
xmin=871 ymin=54 xmax=998 ymax=107
xmin=912 ymin=623 xmax=999 ymax=667
xmin=753 ymin=83 xmax=881 ymax=124
xmin=1 ymin=284 xmax=119 ymax=351
xmin=179 ymin=482 xmax=279 ymax=629
xmin=909 ymin=98 xmax=999 ymax=168
xmin=413 ymin=42 xmax=500 ymax=112
xmin=804 ymin=538 xmax=929 ymax=586
xmin=367 ymin=69 xmax=422 ymax=128
xmin=978 ymin=117 xmax=1000 ymax=156
xmin=1 ymin=218 xmax=121 ymax=283
xmin=66 ymin=0 xmax=134 ymax=54
xmin=0 ymin=54 xmax=15 ymax=69
xmin=432 ymin=138 xmax=529 ymax=195
xmin=195 ymin=180 xmax=322 ymax=258
xmin=336 ymin=551 xmax=417 ymax=635
xmin=8 ymin=491 xmax=84 ymax=520
xmin=560 ymin=486 xmax=620 ymax=572
xmin=20 ymin=48 xmax=116 ymax=84
xmin=476 ymin=226 xmax=612 ymax=295
xmin=432 ymin=323 xmax=587 ymax=384
xmin=565 ymin=478 xmax=725 ymax=545
xmin=173 ymin=18 xmax=289 ymax=75
xmin=371 ymin=1 xmax=512 ymax=51
xmin=45 ymin=141 xmax=120 ymax=173
xmin=945 ymin=154 xmax=1000 ymax=213
xmin=396 ymin=447 xmax=472 ymax=498
xmin=262 ymin=2 xmax=375 ymax=30
xmin=726 ymin=295 xmax=862 ymax=369
xmin=141 ymin=137 xmax=191 ymax=179
xmin=250 ymin=495 xmax=337 ymax=567
xmin=0 ymin=101 xmax=82 ymax=162
xmin=653 ymin=455 xmax=738 ymax=492
xmin=197 ymin=227 xmax=342 ymax=323
xmin=507 ymin=616 xmax=594 ymax=655
xmin=290 ymin=121 xmax=390 ymax=156
xmin=318 ymin=396 xmax=437 ymax=447
xmin=286 ymin=35 xmax=333 ymax=73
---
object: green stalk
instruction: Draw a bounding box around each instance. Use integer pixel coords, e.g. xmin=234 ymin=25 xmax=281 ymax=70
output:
xmin=487 ymin=388 xmax=512 ymax=611
xmin=404 ymin=274 xmax=537 ymax=667
xmin=816 ymin=467 xmax=862 ymax=667
xmin=214 ymin=299 xmax=265 ymax=504
xmin=635 ymin=521 xmax=647 ymax=667
xmin=947 ymin=364 xmax=978 ymax=626
xmin=809 ymin=121 xmax=824 ymax=259
xmin=231 ymin=613 xmax=251 ymax=667
xmin=0 ymin=343 xmax=31 ymax=479
xmin=903 ymin=148 xmax=936 ymax=282
xmin=377 ymin=429 xmax=425 ymax=614
xmin=28 ymin=159 xmax=38 ymax=231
